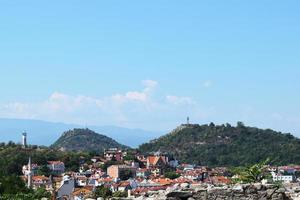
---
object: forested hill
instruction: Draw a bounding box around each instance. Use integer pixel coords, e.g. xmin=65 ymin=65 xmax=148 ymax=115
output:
xmin=139 ymin=122 xmax=300 ymax=166
xmin=51 ymin=128 xmax=128 ymax=152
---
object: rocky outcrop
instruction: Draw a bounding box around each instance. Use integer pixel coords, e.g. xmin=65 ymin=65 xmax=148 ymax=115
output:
xmin=166 ymin=184 xmax=292 ymax=200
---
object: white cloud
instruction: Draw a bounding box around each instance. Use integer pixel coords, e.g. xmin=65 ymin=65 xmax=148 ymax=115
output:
xmin=166 ymin=95 xmax=194 ymax=105
xmin=111 ymin=80 xmax=158 ymax=104
xmin=0 ymin=80 xmax=206 ymax=129
xmin=125 ymin=91 xmax=147 ymax=101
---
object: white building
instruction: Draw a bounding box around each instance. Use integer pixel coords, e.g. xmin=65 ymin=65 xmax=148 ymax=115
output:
xmin=47 ymin=161 xmax=65 ymax=175
xmin=22 ymin=163 xmax=39 ymax=176
xmin=271 ymin=171 xmax=295 ymax=183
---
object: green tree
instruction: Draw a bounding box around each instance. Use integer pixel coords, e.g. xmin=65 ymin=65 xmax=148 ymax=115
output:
xmin=119 ymin=169 xmax=133 ymax=181
xmin=112 ymin=191 xmax=127 ymax=198
xmin=31 ymin=187 xmax=51 ymax=199
xmin=0 ymin=175 xmax=29 ymax=194
xmin=237 ymin=121 xmax=245 ymax=128
xmin=234 ymin=158 xmax=270 ymax=183
xmin=94 ymin=185 xmax=112 ymax=199
xmin=37 ymin=165 xmax=51 ymax=176
xmin=164 ymin=171 xmax=180 ymax=180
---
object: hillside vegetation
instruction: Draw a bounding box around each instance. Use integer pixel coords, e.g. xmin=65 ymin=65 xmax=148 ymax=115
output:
xmin=139 ymin=122 xmax=300 ymax=166
xmin=51 ymin=128 xmax=128 ymax=152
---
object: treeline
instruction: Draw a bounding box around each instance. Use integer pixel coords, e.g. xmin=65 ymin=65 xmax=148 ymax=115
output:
xmin=0 ymin=142 xmax=98 ymax=175
xmin=0 ymin=142 xmax=97 ymax=198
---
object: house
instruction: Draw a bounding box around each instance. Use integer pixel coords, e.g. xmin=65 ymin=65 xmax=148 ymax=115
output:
xmin=118 ymin=181 xmax=131 ymax=191
xmin=107 ymin=165 xmax=136 ymax=179
xmin=91 ymin=156 xmax=106 ymax=164
xmin=98 ymin=177 xmax=114 ymax=185
xmin=76 ymin=176 xmax=88 ymax=187
xmin=146 ymin=155 xmax=168 ymax=168
xmin=104 ymin=148 xmax=124 ymax=161
xmin=52 ymin=176 xmax=63 ymax=191
xmin=271 ymin=171 xmax=295 ymax=183
xmin=71 ymin=186 xmax=94 ymax=200
xmin=31 ymin=175 xmax=52 ymax=190
xmin=278 ymin=166 xmax=296 ymax=175
xmin=153 ymin=178 xmax=172 ymax=186
xmin=136 ymin=168 xmax=151 ymax=178
xmin=88 ymin=178 xmax=101 ymax=187
xmin=22 ymin=163 xmax=39 ymax=176
xmin=210 ymin=176 xmax=231 ymax=185
xmin=110 ymin=183 xmax=119 ymax=192
xmin=182 ymin=164 xmax=195 ymax=171
xmin=47 ymin=161 xmax=65 ymax=175
xmin=146 ymin=155 xmax=168 ymax=175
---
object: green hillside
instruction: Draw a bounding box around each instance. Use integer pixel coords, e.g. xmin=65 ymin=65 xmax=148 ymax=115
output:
xmin=51 ymin=128 xmax=128 ymax=152
xmin=139 ymin=122 xmax=300 ymax=166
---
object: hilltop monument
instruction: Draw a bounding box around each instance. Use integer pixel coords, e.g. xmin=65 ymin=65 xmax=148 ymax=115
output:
xmin=22 ymin=132 xmax=27 ymax=148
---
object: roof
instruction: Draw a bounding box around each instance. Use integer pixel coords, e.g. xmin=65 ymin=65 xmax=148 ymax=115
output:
xmin=211 ymin=176 xmax=231 ymax=184
xmin=32 ymin=176 xmax=50 ymax=181
xmin=108 ymin=164 xmax=136 ymax=169
xmin=72 ymin=186 xmax=93 ymax=196
xmin=153 ymin=178 xmax=172 ymax=186
xmin=48 ymin=161 xmax=64 ymax=165
xmin=99 ymin=177 xmax=113 ymax=183
xmin=147 ymin=156 xmax=167 ymax=166
xmin=119 ymin=181 xmax=130 ymax=187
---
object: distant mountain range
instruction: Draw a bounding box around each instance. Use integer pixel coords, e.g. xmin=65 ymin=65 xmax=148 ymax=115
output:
xmin=51 ymin=128 xmax=128 ymax=152
xmin=0 ymin=118 xmax=162 ymax=147
xmin=139 ymin=123 xmax=300 ymax=166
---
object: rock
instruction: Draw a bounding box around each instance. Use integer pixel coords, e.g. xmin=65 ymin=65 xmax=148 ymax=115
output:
xmin=254 ymin=183 xmax=263 ymax=190
xmin=245 ymin=185 xmax=258 ymax=194
xmin=167 ymin=191 xmax=193 ymax=200
xmin=136 ymin=184 xmax=293 ymax=200
xmin=277 ymin=188 xmax=286 ymax=193
xmin=180 ymin=183 xmax=190 ymax=189
xmin=232 ymin=184 xmax=243 ymax=192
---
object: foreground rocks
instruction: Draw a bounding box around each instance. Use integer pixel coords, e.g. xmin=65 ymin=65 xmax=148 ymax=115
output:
xmin=125 ymin=184 xmax=294 ymax=200
xmin=166 ymin=184 xmax=292 ymax=200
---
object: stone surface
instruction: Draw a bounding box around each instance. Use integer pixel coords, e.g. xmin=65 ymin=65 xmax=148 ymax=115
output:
xmin=164 ymin=184 xmax=292 ymax=200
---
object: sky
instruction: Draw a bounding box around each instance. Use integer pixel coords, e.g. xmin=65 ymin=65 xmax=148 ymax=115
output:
xmin=0 ymin=1 xmax=299 ymax=135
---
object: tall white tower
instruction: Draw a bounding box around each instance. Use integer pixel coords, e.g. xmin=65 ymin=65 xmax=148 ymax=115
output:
xmin=187 ymin=117 xmax=190 ymax=125
xmin=22 ymin=132 xmax=27 ymax=148
xmin=27 ymin=157 xmax=32 ymax=188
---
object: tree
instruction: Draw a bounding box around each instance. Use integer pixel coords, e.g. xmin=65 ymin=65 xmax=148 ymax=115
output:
xmin=112 ymin=191 xmax=127 ymax=198
xmin=31 ymin=187 xmax=51 ymax=199
xmin=123 ymin=154 xmax=135 ymax=161
xmin=209 ymin=122 xmax=215 ymax=127
xmin=164 ymin=171 xmax=180 ymax=180
xmin=0 ymin=175 xmax=29 ymax=194
xmin=37 ymin=165 xmax=51 ymax=176
xmin=94 ymin=185 xmax=112 ymax=199
xmin=237 ymin=121 xmax=245 ymax=128
xmin=119 ymin=169 xmax=133 ymax=181
xmin=234 ymin=158 xmax=270 ymax=183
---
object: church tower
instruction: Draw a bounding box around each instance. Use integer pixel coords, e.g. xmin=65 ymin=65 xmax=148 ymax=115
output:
xmin=27 ymin=157 xmax=32 ymax=188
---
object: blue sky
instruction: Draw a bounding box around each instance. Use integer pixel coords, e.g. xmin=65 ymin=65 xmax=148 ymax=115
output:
xmin=0 ymin=1 xmax=299 ymax=135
